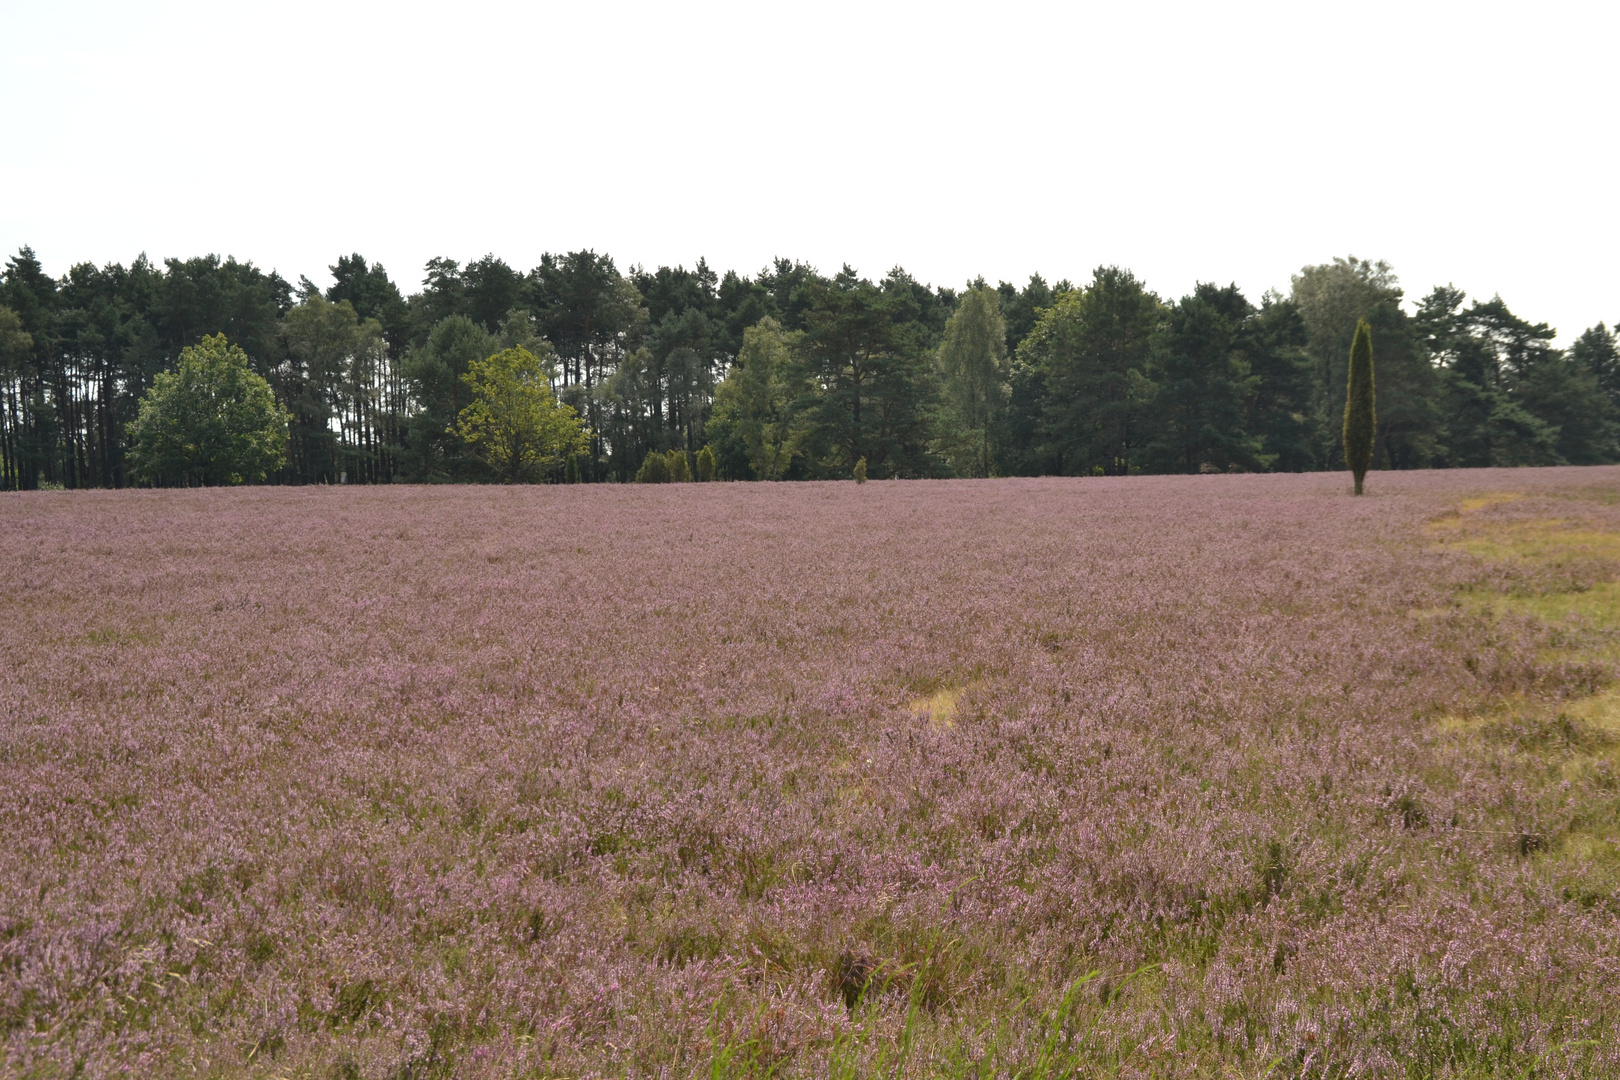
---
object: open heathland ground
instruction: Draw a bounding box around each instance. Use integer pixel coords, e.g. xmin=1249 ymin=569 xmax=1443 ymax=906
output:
xmin=6 ymin=469 xmax=1620 ymax=1078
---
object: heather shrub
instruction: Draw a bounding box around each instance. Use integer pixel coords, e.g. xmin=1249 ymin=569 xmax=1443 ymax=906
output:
xmin=4 ymin=469 xmax=1620 ymax=1076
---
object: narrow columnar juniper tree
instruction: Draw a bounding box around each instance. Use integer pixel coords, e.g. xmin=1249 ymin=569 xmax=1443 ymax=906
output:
xmin=1343 ymin=318 xmax=1375 ymax=494
xmin=853 ymin=456 xmax=867 ymax=483
xmin=695 ymin=445 xmax=715 ymax=481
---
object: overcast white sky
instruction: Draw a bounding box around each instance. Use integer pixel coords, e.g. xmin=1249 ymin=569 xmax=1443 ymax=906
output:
xmin=2 ymin=0 xmax=1615 ymax=341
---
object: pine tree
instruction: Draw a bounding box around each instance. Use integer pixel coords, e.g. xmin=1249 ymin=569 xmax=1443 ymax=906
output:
xmin=695 ymin=445 xmax=715 ymax=481
xmin=1342 ymin=319 xmax=1376 ymax=495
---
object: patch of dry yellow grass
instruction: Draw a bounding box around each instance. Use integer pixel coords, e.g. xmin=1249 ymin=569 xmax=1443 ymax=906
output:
xmin=1433 ymin=494 xmax=1620 ymax=888
xmin=909 ymin=687 xmax=961 ymax=730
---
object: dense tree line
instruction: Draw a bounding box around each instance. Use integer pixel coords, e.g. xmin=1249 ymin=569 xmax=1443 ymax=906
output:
xmin=2 ymin=246 xmax=1615 ymax=488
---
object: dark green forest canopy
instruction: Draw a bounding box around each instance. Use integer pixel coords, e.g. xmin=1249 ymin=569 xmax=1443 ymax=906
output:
xmin=2 ymin=247 xmax=1615 ymax=488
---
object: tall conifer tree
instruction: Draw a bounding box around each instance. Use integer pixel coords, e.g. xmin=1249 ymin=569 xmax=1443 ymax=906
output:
xmin=1343 ymin=319 xmax=1376 ymax=494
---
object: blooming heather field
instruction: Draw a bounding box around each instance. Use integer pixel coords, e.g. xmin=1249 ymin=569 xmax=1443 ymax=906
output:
xmin=6 ymin=471 xmax=1620 ymax=1079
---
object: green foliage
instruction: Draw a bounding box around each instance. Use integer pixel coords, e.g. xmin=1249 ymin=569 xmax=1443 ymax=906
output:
xmin=665 ymin=448 xmax=691 ymax=482
xmin=1020 ymin=267 xmax=1160 ymax=475
xmin=157 ymin=254 xmax=291 ymax=379
xmin=0 ymin=305 xmax=30 ymax=374
xmin=790 ymin=270 xmax=940 ymax=479
xmin=1242 ymin=296 xmax=1318 ymax=471
xmin=127 ymin=334 xmax=289 ymax=485
xmin=12 ymin=242 xmax=1620 ymax=491
xmin=991 ymin=276 xmax=1074 ymax=477
xmin=326 ymin=253 xmax=409 ymax=356
xmin=400 ymin=315 xmax=497 ymax=480
xmin=0 ymin=304 xmax=36 ymax=492
xmin=1292 ymin=259 xmax=1385 ymax=447
xmin=636 ymin=450 xmax=671 ymax=483
xmin=1571 ymin=323 xmax=1620 ymax=410
xmin=453 ymin=345 xmax=587 ymax=483
xmin=1518 ymin=343 xmax=1620 ymax=465
xmin=534 ymin=254 xmax=646 ymax=480
xmin=1343 ymin=319 xmax=1376 ymax=494
xmin=853 ymin=456 xmax=867 ymax=483
xmin=710 ymin=433 xmax=755 ymax=482
xmin=565 ymin=453 xmax=580 ymax=484
xmin=0 ymin=303 xmax=35 ymax=489
xmin=3 ymin=246 xmax=299 ymax=490
xmin=708 ymin=317 xmax=802 ymax=480
xmin=1291 ymin=257 xmax=1442 ymax=471
xmin=1142 ymin=284 xmax=1263 ymax=474
xmin=280 ymin=294 xmax=389 ymax=484
xmin=1417 ymin=288 xmax=1567 ymax=467
xmin=996 ymin=274 xmax=1067 ymax=359
xmin=597 ymin=273 xmax=718 ymax=481
xmin=935 ymin=286 xmax=1009 ymax=477
xmin=695 ymin=444 xmax=715 ymax=481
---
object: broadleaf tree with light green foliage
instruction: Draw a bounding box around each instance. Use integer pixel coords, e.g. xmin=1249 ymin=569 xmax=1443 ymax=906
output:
xmin=453 ymin=344 xmax=588 ymax=482
xmin=127 ymin=334 xmax=289 ymax=486
xmin=934 ymin=285 xmax=1010 ymax=477
xmin=709 ymin=317 xmax=802 ymax=480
